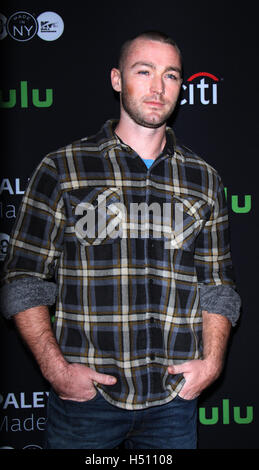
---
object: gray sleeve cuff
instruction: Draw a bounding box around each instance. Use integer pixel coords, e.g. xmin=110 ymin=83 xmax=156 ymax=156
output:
xmin=0 ymin=277 xmax=57 ymax=319
xmin=199 ymin=284 xmax=241 ymax=326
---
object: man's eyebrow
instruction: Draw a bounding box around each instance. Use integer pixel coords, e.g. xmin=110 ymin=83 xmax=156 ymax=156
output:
xmin=165 ymin=66 xmax=182 ymax=75
xmin=131 ymin=61 xmax=155 ymax=69
xmin=131 ymin=61 xmax=181 ymax=75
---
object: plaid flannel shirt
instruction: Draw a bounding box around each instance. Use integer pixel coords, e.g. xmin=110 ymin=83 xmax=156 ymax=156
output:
xmin=1 ymin=120 xmax=240 ymax=409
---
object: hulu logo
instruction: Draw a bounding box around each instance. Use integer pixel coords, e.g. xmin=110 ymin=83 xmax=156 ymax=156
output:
xmin=199 ymin=399 xmax=253 ymax=425
xmin=0 ymin=81 xmax=53 ymax=108
xmin=224 ymin=187 xmax=251 ymax=214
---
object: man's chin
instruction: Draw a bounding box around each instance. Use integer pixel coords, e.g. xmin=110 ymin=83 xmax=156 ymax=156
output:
xmin=135 ymin=114 xmax=168 ymax=129
xmin=140 ymin=118 xmax=168 ymax=129
xmin=122 ymin=101 xmax=171 ymax=129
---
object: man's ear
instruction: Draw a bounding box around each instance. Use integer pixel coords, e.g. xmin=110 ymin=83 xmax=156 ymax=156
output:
xmin=111 ymin=68 xmax=122 ymax=92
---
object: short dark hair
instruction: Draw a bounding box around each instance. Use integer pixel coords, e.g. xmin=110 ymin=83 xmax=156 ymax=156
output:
xmin=118 ymin=30 xmax=182 ymax=72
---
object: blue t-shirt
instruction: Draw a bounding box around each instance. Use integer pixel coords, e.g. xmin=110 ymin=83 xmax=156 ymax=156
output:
xmin=142 ymin=158 xmax=154 ymax=168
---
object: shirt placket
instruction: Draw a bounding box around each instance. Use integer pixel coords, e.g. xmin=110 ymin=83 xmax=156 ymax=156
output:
xmin=143 ymin=172 xmax=160 ymax=405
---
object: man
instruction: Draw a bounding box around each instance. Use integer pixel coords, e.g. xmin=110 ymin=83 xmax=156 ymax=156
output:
xmin=0 ymin=31 xmax=241 ymax=449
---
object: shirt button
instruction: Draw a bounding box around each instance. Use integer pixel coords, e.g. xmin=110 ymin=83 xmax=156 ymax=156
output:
xmin=149 ymin=354 xmax=155 ymax=361
xmin=150 ymin=317 xmax=155 ymax=323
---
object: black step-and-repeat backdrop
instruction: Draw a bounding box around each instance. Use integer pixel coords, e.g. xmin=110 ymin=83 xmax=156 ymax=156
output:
xmin=0 ymin=1 xmax=258 ymax=450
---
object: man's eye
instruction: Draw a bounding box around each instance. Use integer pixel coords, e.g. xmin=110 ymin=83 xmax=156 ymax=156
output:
xmin=167 ymin=73 xmax=181 ymax=81
xmin=137 ymin=70 xmax=149 ymax=75
xmin=166 ymin=73 xmax=177 ymax=80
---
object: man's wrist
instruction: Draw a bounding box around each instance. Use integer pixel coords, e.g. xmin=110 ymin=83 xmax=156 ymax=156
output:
xmin=44 ymin=359 xmax=70 ymax=390
xmin=39 ymin=339 xmax=69 ymax=386
xmin=202 ymin=355 xmax=223 ymax=380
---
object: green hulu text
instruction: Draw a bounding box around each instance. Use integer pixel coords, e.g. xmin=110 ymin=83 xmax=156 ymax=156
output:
xmin=199 ymin=399 xmax=253 ymax=425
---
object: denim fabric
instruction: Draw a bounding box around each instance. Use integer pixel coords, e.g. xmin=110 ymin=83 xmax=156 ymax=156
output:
xmin=45 ymin=389 xmax=197 ymax=449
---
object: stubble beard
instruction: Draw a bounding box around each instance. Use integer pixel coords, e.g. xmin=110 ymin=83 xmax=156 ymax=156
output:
xmin=121 ymin=85 xmax=176 ymax=129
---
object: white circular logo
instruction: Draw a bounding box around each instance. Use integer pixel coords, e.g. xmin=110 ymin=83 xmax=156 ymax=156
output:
xmin=37 ymin=12 xmax=64 ymax=41
xmin=0 ymin=13 xmax=7 ymax=40
xmin=7 ymin=11 xmax=38 ymax=42
xmin=23 ymin=444 xmax=42 ymax=449
xmin=0 ymin=233 xmax=9 ymax=261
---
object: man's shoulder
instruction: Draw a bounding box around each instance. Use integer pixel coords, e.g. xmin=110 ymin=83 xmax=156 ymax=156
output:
xmin=173 ymin=135 xmax=219 ymax=178
xmin=47 ymin=124 xmax=114 ymax=161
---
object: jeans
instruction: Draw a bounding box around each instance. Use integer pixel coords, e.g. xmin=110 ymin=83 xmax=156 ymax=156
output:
xmin=45 ymin=389 xmax=197 ymax=449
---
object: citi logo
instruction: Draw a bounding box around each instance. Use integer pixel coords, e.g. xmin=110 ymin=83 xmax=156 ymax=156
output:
xmin=181 ymin=72 xmax=220 ymax=106
xmin=0 ymin=81 xmax=53 ymax=108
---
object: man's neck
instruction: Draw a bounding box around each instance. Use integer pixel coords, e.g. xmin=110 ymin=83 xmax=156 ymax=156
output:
xmin=114 ymin=114 xmax=167 ymax=159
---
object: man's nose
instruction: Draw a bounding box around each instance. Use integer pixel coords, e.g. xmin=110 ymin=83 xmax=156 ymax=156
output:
xmin=150 ymin=75 xmax=165 ymax=95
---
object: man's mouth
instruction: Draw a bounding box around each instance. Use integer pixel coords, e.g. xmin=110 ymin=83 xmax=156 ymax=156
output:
xmin=144 ymin=100 xmax=165 ymax=108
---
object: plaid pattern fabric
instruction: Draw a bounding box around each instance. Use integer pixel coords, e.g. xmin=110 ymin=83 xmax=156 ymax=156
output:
xmin=1 ymin=120 xmax=237 ymax=409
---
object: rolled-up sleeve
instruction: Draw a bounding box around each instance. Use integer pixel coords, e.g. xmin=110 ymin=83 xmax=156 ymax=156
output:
xmin=0 ymin=156 xmax=65 ymax=319
xmin=194 ymin=175 xmax=241 ymax=326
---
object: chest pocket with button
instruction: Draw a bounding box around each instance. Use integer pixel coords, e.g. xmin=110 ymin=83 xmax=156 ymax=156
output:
xmin=67 ymin=186 xmax=122 ymax=246
xmin=164 ymin=195 xmax=211 ymax=251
